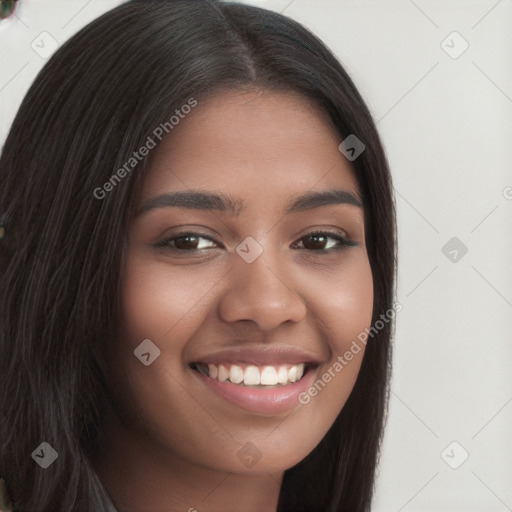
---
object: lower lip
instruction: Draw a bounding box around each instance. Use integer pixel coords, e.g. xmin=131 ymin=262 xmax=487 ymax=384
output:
xmin=190 ymin=366 xmax=317 ymax=415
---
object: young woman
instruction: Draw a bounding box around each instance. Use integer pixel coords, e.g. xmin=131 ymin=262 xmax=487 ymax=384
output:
xmin=0 ymin=1 xmax=397 ymax=510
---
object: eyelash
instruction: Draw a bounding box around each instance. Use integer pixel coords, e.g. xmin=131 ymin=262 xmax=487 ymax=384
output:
xmin=153 ymin=230 xmax=357 ymax=253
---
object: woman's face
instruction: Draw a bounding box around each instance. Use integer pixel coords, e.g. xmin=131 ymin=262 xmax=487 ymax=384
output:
xmin=112 ymin=89 xmax=373 ymax=475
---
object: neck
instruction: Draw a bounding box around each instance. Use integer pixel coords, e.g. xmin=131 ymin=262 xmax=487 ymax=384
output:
xmin=92 ymin=410 xmax=284 ymax=512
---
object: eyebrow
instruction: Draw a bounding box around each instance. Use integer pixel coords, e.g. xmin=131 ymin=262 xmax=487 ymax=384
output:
xmin=136 ymin=188 xmax=363 ymax=217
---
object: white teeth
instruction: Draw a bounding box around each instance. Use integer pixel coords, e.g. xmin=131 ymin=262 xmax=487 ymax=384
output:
xmin=208 ymin=363 xmax=218 ymax=380
xmin=218 ymin=364 xmax=229 ymax=382
xmin=197 ymin=362 xmax=307 ymax=386
xmin=229 ymin=364 xmax=244 ymax=384
xmin=260 ymin=366 xmax=278 ymax=385
xmin=244 ymin=366 xmax=260 ymax=386
xmin=277 ymin=365 xmax=288 ymax=384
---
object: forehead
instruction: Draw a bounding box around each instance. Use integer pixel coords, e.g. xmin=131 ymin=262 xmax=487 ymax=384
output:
xmin=140 ymin=88 xmax=360 ymax=210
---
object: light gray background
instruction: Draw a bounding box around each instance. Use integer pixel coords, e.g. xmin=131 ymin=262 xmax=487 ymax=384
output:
xmin=1 ymin=1 xmax=511 ymax=510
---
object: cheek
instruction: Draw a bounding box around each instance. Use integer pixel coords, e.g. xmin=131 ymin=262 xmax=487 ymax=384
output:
xmin=113 ymin=257 xmax=235 ymax=463
xmin=312 ymin=255 xmax=374 ymax=347
xmin=113 ymin=256 xmax=203 ymax=419
xmin=120 ymin=255 xmax=213 ymax=342
xmin=301 ymin=254 xmax=373 ymax=409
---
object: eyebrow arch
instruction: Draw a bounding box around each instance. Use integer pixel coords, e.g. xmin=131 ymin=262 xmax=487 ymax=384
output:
xmin=136 ymin=188 xmax=363 ymax=217
xmin=286 ymin=188 xmax=362 ymax=213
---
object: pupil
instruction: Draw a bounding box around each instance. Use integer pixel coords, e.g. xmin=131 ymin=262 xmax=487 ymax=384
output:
xmin=175 ymin=235 xmax=197 ymax=249
xmin=307 ymin=235 xmax=325 ymax=249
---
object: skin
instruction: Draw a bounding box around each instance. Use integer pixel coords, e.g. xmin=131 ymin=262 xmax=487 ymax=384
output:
xmin=93 ymin=88 xmax=374 ymax=512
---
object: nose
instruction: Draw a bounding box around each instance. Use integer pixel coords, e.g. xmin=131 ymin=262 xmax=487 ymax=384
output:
xmin=217 ymin=247 xmax=307 ymax=331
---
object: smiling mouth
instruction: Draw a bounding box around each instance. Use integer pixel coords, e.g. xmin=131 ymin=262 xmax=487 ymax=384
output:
xmin=189 ymin=362 xmax=315 ymax=388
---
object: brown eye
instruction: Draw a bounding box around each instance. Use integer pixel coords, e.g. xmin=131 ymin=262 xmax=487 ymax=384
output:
xmin=173 ymin=235 xmax=207 ymax=251
xmin=293 ymin=231 xmax=357 ymax=252
xmin=154 ymin=232 xmax=218 ymax=252
xmin=303 ymin=234 xmax=330 ymax=251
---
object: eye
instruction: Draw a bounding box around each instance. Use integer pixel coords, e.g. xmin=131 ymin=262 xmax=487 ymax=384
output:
xmin=153 ymin=230 xmax=356 ymax=253
xmin=292 ymin=231 xmax=357 ymax=252
xmin=153 ymin=232 xmax=219 ymax=251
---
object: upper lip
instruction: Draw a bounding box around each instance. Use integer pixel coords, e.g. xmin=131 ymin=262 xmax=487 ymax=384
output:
xmin=189 ymin=345 xmax=324 ymax=367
